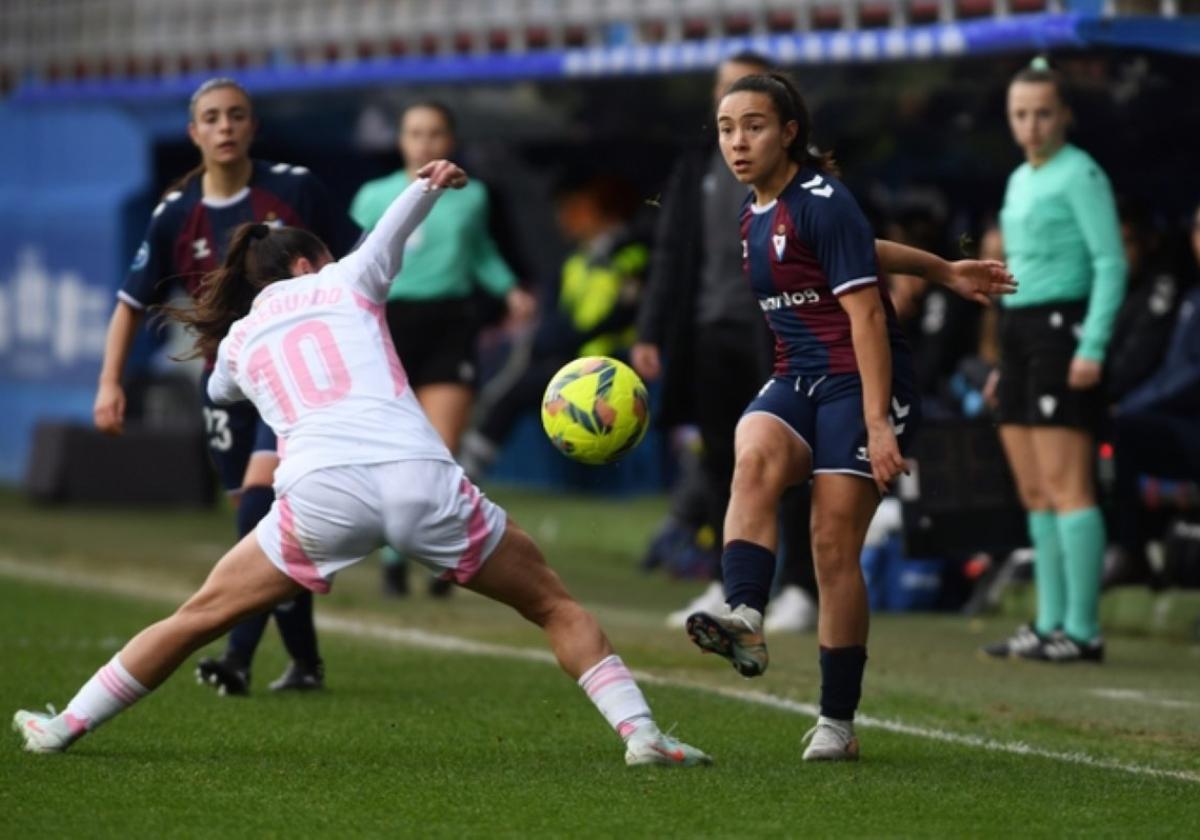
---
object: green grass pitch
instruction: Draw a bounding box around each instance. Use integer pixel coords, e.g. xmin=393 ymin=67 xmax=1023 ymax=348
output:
xmin=2 ymin=488 xmax=1199 ymax=838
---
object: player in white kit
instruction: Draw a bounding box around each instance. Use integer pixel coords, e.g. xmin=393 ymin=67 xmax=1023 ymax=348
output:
xmin=12 ymin=160 xmax=710 ymax=768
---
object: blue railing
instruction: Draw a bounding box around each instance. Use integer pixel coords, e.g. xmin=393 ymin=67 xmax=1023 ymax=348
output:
xmin=12 ymin=13 xmax=1198 ymax=106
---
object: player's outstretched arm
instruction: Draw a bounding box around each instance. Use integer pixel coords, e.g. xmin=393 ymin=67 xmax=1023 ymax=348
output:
xmin=340 ymin=159 xmax=468 ymax=300
xmin=874 ymin=239 xmax=1016 ymax=306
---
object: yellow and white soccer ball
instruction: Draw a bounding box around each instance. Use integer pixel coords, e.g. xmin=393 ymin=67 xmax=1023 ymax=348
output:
xmin=541 ymin=356 xmax=650 ymax=465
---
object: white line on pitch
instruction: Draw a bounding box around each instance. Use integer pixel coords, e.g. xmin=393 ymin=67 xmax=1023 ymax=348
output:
xmin=1089 ymin=688 xmax=1200 ymax=711
xmin=2 ymin=557 xmax=1198 ymax=786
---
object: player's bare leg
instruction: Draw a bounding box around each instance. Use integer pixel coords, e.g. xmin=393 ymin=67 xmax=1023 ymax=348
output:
xmin=983 ymin=425 xmax=1063 ymax=658
xmin=416 ymin=383 xmax=474 ymax=454
xmin=14 ymin=536 xmax=302 ymax=753
xmin=803 ymin=473 xmax=879 ymax=761
xmin=123 ymin=535 xmax=304 ymax=688
xmin=465 ymin=522 xmax=711 ymax=767
xmin=687 ymin=414 xmax=810 ymax=677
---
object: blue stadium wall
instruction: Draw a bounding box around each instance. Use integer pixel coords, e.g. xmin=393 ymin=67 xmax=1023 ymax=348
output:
xmin=0 ymin=106 xmax=151 ymax=483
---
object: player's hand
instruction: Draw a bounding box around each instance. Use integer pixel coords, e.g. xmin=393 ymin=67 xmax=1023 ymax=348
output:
xmin=867 ymin=422 xmax=906 ymax=495
xmin=505 ymin=287 xmax=537 ymax=325
xmin=941 ymin=259 xmax=1017 ymax=306
xmin=416 ymin=159 xmax=468 ymax=191
xmin=94 ymin=381 xmax=126 ymax=435
xmin=1067 ymin=356 xmax=1102 ymax=390
xmin=631 ymin=342 xmax=662 ymax=381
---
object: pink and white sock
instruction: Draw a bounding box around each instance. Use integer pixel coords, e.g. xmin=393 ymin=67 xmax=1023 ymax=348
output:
xmin=57 ymin=653 xmax=149 ymax=736
xmin=578 ymin=654 xmax=655 ymax=741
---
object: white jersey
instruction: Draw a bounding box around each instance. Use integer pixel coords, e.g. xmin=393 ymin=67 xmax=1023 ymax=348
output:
xmin=208 ymin=179 xmax=453 ymax=493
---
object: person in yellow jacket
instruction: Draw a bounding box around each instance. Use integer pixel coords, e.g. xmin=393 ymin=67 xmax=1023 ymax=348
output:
xmin=460 ymin=176 xmax=648 ymax=478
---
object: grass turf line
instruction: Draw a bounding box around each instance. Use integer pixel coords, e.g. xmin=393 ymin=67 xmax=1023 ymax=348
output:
xmin=3 ymin=488 xmax=1200 ymax=837
xmin=4 ymin=578 xmax=1200 ymax=839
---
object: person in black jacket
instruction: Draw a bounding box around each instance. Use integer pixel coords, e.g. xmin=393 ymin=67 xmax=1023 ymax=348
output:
xmin=1106 ymin=199 xmax=1186 ymax=404
xmin=1105 ymin=202 xmax=1200 ymax=586
xmin=633 ymin=52 xmax=818 ymax=631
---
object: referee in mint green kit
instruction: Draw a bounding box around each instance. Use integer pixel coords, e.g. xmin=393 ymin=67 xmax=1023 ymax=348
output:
xmin=983 ymin=58 xmax=1126 ymax=663
xmin=351 ymin=101 xmax=535 ymax=596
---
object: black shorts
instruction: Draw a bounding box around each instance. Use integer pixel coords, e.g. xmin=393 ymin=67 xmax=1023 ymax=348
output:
xmin=385 ymin=298 xmax=479 ymax=389
xmin=997 ymin=301 xmax=1103 ymax=430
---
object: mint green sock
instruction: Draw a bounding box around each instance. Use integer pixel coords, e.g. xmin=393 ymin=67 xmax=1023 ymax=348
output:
xmin=1028 ymin=510 xmax=1066 ymax=636
xmin=1058 ymin=507 xmax=1106 ymax=642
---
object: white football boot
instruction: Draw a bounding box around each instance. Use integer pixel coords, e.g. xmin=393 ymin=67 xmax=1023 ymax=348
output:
xmin=801 ymin=716 xmax=860 ymax=761
xmin=13 ymin=708 xmax=78 ymax=754
xmin=686 ymin=604 xmax=768 ymax=677
xmin=624 ymin=726 xmax=713 ymax=768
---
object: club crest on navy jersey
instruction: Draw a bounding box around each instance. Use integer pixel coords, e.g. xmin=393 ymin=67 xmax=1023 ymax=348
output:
xmin=772 ymin=223 xmax=787 ymax=261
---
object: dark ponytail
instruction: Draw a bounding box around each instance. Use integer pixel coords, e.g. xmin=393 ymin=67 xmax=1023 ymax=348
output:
xmin=165 ymin=222 xmax=328 ymax=359
xmin=723 ymin=72 xmax=838 ymax=176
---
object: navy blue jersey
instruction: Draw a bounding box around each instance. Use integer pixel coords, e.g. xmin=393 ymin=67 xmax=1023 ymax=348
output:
xmin=119 ymin=159 xmax=361 ymax=312
xmin=740 ymin=168 xmax=907 ymax=376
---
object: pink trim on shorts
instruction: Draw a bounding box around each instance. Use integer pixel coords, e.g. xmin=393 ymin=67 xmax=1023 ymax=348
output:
xmin=277 ymin=496 xmax=332 ymax=594
xmin=441 ymin=478 xmax=491 ymax=585
xmin=352 ymin=290 xmax=408 ymax=396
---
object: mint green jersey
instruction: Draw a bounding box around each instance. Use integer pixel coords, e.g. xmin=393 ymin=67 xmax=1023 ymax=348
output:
xmin=349 ymin=170 xmax=516 ymax=302
xmin=999 ymin=143 xmax=1126 ymax=361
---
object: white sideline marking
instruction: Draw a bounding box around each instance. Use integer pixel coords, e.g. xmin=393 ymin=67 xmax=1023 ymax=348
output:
xmin=2 ymin=557 xmax=1198 ymax=786
xmin=1090 ymin=688 xmax=1200 ymax=711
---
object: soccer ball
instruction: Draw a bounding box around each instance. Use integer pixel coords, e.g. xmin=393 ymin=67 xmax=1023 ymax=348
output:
xmin=541 ymin=356 xmax=650 ymax=465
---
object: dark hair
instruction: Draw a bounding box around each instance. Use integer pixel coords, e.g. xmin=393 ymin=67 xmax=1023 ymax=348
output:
xmin=722 ymin=72 xmax=838 ymax=175
xmin=722 ymin=50 xmax=774 ymax=71
xmin=167 ymin=78 xmax=256 ymax=196
xmin=167 ymin=223 xmax=328 ymax=359
xmin=400 ymin=100 xmax=457 ymax=135
xmin=1010 ymin=55 xmax=1068 ymax=107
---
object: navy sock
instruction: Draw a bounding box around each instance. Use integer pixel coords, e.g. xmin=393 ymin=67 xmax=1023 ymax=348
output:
xmin=236 ymin=485 xmax=275 ymax=540
xmin=721 ymin=540 xmax=775 ymax=614
xmin=819 ymin=645 xmax=867 ymax=721
xmin=273 ymin=589 xmax=320 ymax=668
xmin=225 ymin=614 xmax=268 ymax=668
xmin=225 ymin=485 xmax=277 ymax=664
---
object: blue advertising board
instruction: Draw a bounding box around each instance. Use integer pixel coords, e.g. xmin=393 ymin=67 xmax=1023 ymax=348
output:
xmin=0 ymin=106 xmax=150 ymax=481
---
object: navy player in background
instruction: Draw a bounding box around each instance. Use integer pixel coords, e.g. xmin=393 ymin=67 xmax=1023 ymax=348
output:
xmin=685 ymin=73 xmax=1012 ymax=761
xmin=93 ymin=78 xmax=361 ymax=696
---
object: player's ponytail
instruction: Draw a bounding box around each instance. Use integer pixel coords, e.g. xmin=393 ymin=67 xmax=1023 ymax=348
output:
xmin=164 ymin=222 xmax=329 ymax=359
xmin=723 ymin=72 xmax=839 ymax=176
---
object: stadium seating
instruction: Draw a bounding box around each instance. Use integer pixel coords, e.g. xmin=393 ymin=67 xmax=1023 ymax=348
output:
xmin=1 ymin=0 xmax=1188 ymax=91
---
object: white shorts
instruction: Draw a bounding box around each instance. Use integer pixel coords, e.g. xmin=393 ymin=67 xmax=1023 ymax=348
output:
xmin=256 ymin=460 xmax=508 ymax=593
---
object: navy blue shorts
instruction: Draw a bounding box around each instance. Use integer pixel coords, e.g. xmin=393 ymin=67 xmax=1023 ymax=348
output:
xmin=742 ymin=371 xmax=921 ymax=482
xmin=199 ymin=370 xmax=277 ymax=494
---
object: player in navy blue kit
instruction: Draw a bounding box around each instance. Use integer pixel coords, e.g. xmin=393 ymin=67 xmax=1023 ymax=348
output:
xmin=685 ymin=72 xmax=1012 ymax=761
xmin=93 ymin=78 xmax=361 ymax=696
